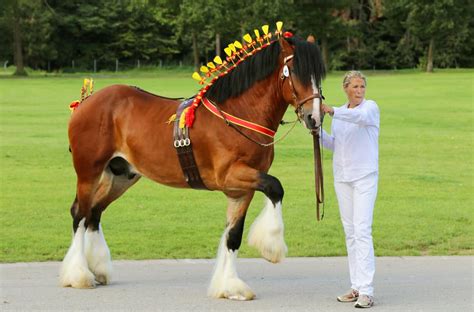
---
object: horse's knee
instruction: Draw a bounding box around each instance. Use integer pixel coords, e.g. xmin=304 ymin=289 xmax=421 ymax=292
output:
xmin=227 ymin=217 xmax=246 ymax=251
xmin=257 ymin=173 xmax=284 ymax=205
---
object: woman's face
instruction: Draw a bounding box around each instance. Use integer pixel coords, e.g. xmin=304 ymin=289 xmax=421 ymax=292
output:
xmin=344 ymin=77 xmax=366 ymax=106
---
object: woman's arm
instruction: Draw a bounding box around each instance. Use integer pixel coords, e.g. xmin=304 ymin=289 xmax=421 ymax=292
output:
xmin=321 ymin=128 xmax=335 ymax=151
xmin=332 ymin=100 xmax=380 ymax=127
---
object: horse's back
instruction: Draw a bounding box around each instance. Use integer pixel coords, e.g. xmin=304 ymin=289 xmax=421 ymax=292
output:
xmin=68 ymin=84 xmax=179 ymax=140
xmin=68 ymin=84 xmax=187 ymax=185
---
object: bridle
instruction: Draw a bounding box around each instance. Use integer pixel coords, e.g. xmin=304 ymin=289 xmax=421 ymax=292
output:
xmin=280 ymin=54 xmax=323 ymax=126
xmin=280 ymin=53 xmax=325 ymax=221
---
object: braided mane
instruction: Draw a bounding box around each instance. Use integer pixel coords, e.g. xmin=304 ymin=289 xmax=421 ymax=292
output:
xmin=206 ymin=36 xmax=326 ymax=104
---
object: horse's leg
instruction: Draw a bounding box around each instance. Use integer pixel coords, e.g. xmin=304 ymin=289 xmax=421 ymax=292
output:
xmin=223 ymin=165 xmax=287 ymax=263
xmin=60 ymin=156 xmax=140 ymax=288
xmin=84 ymin=158 xmax=141 ymax=285
xmin=248 ymin=172 xmax=288 ymax=263
xmin=208 ymin=192 xmax=256 ymax=301
xmin=84 ymin=205 xmax=111 ymax=285
xmin=60 ymin=179 xmax=98 ymax=288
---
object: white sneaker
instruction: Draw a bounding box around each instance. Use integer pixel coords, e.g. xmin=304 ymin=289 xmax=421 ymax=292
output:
xmin=354 ymin=294 xmax=374 ymax=308
xmin=337 ymin=289 xmax=359 ymax=302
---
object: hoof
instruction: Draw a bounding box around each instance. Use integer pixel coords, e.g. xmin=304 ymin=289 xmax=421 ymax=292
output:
xmin=89 ymin=262 xmax=112 ymax=285
xmin=248 ymin=220 xmax=287 ymax=263
xmin=248 ymin=200 xmax=287 ymax=263
xmin=228 ymin=292 xmax=256 ymax=301
xmin=94 ymin=273 xmax=110 ymax=285
xmin=60 ymin=266 xmax=96 ymax=289
xmin=208 ymin=277 xmax=256 ymax=301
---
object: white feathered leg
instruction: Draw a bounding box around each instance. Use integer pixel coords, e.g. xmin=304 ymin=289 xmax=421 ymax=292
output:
xmin=208 ymin=229 xmax=255 ymax=300
xmin=59 ymin=218 xmax=96 ymax=288
xmin=248 ymin=197 xmax=287 ymax=263
xmin=85 ymin=223 xmax=112 ymax=285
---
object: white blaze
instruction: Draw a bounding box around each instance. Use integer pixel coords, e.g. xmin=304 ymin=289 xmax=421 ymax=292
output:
xmin=311 ymin=76 xmax=321 ymax=127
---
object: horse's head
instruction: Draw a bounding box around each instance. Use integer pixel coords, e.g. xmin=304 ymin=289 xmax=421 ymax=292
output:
xmin=279 ymin=36 xmax=326 ymax=131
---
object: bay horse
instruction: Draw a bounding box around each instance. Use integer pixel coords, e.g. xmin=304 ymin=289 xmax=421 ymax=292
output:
xmin=60 ymin=35 xmax=325 ymax=300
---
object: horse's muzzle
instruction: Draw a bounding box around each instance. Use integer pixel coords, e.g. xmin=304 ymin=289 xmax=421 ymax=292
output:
xmin=304 ymin=113 xmax=323 ymax=131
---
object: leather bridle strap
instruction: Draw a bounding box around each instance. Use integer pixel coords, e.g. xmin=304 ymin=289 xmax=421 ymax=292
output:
xmin=281 ymin=55 xmax=321 ymax=118
xmin=296 ymin=94 xmax=321 ymax=108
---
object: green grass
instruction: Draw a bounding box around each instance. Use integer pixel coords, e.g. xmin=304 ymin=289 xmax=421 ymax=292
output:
xmin=0 ymin=69 xmax=472 ymax=262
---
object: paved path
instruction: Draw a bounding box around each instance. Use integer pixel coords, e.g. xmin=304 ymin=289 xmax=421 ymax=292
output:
xmin=1 ymin=257 xmax=472 ymax=311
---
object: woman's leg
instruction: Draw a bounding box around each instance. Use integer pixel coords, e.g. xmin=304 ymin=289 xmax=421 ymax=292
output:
xmin=334 ymin=180 xmax=357 ymax=291
xmin=352 ymin=173 xmax=378 ymax=296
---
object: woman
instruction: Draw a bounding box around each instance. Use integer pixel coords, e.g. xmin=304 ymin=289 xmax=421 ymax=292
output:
xmin=321 ymin=71 xmax=380 ymax=308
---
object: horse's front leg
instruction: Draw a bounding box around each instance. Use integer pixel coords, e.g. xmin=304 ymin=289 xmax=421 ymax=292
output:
xmin=208 ymin=192 xmax=256 ymax=301
xmin=220 ymin=165 xmax=288 ymax=264
xmin=248 ymin=172 xmax=288 ymax=263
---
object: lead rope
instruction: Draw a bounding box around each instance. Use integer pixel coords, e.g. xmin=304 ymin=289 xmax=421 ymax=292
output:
xmin=312 ymin=128 xmax=325 ymax=221
xmin=316 ymin=88 xmax=326 ymax=220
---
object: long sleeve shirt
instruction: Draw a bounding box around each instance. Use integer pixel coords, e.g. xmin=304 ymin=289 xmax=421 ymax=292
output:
xmin=321 ymin=99 xmax=380 ymax=182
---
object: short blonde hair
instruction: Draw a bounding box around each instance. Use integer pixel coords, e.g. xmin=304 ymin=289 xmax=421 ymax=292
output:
xmin=342 ymin=70 xmax=367 ymax=88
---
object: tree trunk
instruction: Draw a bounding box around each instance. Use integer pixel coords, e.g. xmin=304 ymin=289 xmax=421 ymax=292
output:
xmin=192 ymin=31 xmax=200 ymax=72
xmin=426 ymin=38 xmax=434 ymax=72
xmin=321 ymin=37 xmax=329 ymax=72
xmin=13 ymin=2 xmax=27 ymax=76
xmin=215 ymin=33 xmax=221 ymax=58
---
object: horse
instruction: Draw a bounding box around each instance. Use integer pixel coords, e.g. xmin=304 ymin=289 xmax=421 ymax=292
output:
xmin=60 ymin=34 xmax=326 ymax=301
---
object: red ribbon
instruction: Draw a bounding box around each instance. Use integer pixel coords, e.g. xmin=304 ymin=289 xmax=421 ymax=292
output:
xmin=201 ymin=97 xmax=275 ymax=138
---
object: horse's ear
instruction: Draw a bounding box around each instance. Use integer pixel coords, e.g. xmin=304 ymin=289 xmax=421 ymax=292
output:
xmin=307 ymin=35 xmax=315 ymax=43
xmin=278 ymin=38 xmax=293 ymax=55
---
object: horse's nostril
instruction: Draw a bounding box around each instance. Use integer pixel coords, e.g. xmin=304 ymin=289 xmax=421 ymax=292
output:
xmin=305 ymin=115 xmax=316 ymax=129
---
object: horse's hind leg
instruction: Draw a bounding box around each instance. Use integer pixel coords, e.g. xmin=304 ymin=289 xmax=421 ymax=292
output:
xmin=83 ymin=205 xmax=111 ymax=285
xmin=60 ymin=181 xmax=98 ymax=288
xmin=60 ymin=157 xmax=140 ymax=288
xmin=84 ymin=161 xmax=140 ymax=285
xmin=82 ymin=157 xmax=140 ymax=285
xmin=208 ymin=192 xmax=256 ymax=300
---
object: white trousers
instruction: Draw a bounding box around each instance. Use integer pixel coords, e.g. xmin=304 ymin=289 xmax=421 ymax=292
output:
xmin=334 ymin=172 xmax=378 ymax=296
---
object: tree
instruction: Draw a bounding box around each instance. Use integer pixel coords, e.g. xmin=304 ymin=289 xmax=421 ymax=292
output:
xmin=1 ymin=0 xmax=29 ymax=75
xmin=404 ymin=0 xmax=471 ymax=72
xmin=292 ymin=0 xmax=352 ymax=71
xmin=177 ymin=0 xmax=210 ymax=71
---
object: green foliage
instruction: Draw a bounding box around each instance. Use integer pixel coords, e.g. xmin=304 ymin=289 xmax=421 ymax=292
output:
xmin=404 ymin=0 xmax=473 ymax=69
xmin=0 ymin=69 xmax=472 ymax=262
xmin=0 ymin=1 xmax=473 ymax=73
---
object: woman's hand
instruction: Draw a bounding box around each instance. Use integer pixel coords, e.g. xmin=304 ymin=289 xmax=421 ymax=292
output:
xmin=321 ymin=103 xmax=334 ymax=116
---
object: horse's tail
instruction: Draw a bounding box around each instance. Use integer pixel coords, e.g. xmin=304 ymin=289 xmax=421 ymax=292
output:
xmin=69 ymin=78 xmax=94 ymax=113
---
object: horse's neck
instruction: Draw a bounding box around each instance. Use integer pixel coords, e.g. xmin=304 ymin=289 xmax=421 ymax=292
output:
xmin=221 ymin=76 xmax=287 ymax=131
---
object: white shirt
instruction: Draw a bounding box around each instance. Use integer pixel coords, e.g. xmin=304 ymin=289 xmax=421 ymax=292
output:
xmin=321 ymin=99 xmax=380 ymax=182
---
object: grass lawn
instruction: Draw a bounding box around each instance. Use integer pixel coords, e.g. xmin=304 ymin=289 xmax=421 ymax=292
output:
xmin=0 ymin=68 xmax=472 ymax=262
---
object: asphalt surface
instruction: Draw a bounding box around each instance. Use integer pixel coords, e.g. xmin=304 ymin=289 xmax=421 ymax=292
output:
xmin=1 ymin=256 xmax=472 ymax=311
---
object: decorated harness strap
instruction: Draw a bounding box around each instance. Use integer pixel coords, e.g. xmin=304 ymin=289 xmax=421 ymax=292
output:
xmin=172 ymin=98 xmax=208 ymax=190
xmin=201 ymin=97 xmax=275 ymax=138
